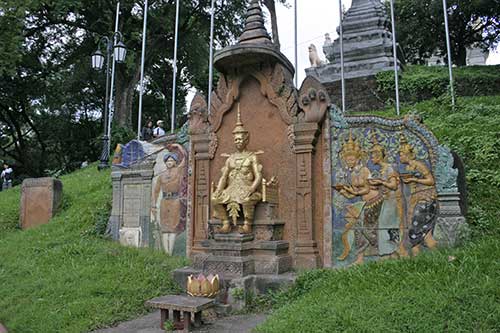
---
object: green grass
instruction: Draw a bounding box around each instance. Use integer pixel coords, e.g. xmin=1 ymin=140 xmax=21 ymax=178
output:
xmin=257 ymin=95 xmax=500 ymax=332
xmin=376 ymin=65 xmax=500 ymax=102
xmin=0 ymin=165 xmax=187 ymax=333
xmin=0 ymin=185 xmax=20 ymax=235
xmin=257 ymin=237 xmax=500 ymax=332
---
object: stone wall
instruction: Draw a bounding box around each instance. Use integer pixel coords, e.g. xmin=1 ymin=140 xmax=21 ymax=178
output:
xmin=324 ymin=75 xmax=386 ymax=112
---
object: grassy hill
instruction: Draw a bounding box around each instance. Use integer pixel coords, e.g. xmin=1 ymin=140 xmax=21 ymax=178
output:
xmin=0 ymin=93 xmax=498 ymax=332
xmin=256 ymin=95 xmax=500 ymax=332
xmin=0 ymin=166 xmax=187 ymax=332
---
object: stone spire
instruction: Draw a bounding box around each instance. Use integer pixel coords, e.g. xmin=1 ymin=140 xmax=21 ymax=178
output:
xmin=307 ymin=0 xmax=396 ymax=81
xmin=238 ymin=0 xmax=272 ymax=45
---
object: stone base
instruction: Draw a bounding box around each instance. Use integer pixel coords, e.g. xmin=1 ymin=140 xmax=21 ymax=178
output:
xmin=435 ymin=192 xmax=470 ymax=246
xmin=195 ymin=231 xmax=292 ymax=279
xmin=322 ymin=75 xmax=386 ymax=113
xmin=294 ymin=240 xmax=322 ymax=269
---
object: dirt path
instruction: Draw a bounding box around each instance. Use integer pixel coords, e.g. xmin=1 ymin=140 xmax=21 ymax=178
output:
xmin=92 ymin=311 xmax=267 ymax=333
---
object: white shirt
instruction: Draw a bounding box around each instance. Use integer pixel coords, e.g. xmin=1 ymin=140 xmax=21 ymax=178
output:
xmin=1 ymin=167 xmax=13 ymax=181
xmin=153 ymin=127 xmax=166 ymax=137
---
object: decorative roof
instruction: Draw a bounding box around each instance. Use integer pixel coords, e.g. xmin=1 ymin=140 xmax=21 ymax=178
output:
xmin=238 ymin=0 xmax=272 ymax=45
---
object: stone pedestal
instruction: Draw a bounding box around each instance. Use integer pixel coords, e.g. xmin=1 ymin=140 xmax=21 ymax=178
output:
xmin=20 ymin=177 xmax=62 ymax=230
xmin=199 ymin=232 xmax=292 ymax=278
xmin=435 ymin=192 xmax=469 ymax=246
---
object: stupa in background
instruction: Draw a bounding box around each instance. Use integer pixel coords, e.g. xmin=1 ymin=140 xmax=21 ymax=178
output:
xmin=306 ymin=0 xmax=398 ymax=112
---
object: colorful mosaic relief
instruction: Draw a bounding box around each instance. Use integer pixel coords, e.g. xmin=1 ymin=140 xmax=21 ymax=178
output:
xmin=331 ymin=114 xmax=442 ymax=266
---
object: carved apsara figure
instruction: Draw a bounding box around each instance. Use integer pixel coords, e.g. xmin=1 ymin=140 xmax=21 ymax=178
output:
xmin=152 ymin=145 xmax=186 ymax=253
xmin=368 ymin=136 xmax=405 ymax=257
xmin=335 ymin=132 xmax=383 ymax=264
xmin=398 ymin=134 xmax=438 ymax=255
xmin=211 ymin=105 xmax=263 ymax=234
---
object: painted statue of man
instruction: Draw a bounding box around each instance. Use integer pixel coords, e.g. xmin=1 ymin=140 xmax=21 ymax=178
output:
xmin=211 ymin=105 xmax=263 ymax=234
xmin=152 ymin=149 xmax=185 ymax=253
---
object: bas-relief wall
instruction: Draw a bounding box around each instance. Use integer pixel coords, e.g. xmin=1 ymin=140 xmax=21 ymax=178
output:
xmin=328 ymin=112 xmax=450 ymax=267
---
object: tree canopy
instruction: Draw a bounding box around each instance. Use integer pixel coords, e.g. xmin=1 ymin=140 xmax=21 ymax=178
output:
xmin=0 ymin=0 xmax=250 ymax=178
xmin=392 ymin=0 xmax=500 ymax=65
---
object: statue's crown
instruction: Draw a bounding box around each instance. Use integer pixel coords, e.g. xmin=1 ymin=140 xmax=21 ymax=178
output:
xmin=399 ymin=133 xmax=414 ymax=155
xmin=370 ymin=133 xmax=385 ymax=154
xmin=341 ymin=131 xmax=361 ymax=157
xmin=232 ymin=103 xmax=248 ymax=135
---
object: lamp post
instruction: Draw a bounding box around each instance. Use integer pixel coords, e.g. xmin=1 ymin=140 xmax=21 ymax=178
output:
xmin=91 ymin=32 xmax=127 ymax=170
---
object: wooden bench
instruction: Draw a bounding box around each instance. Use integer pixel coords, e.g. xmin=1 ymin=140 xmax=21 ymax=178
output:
xmin=145 ymin=295 xmax=215 ymax=332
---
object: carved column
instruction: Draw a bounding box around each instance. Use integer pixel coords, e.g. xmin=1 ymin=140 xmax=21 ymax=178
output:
xmin=191 ymin=133 xmax=211 ymax=253
xmin=293 ymin=122 xmax=321 ymax=268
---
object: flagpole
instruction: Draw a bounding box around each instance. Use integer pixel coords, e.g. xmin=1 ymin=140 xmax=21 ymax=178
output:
xmin=442 ymin=0 xmax=455 ymax=107
xmin=171 ymin=0 xmax=180 ymax=133
xmin=294 ymin=0 xmax=298 ymax=87
xmin=338 ymin=0 xmax=345 ymax=113
xmin=207 ymin=0 xmax=215 ymax=114
xmin=389 ymin=0 xmax=400 ymax=116
xmin=107 ymin=1 xmax=120 ymax=155
xmin=137 ymin=0 xmax=148 ymax=140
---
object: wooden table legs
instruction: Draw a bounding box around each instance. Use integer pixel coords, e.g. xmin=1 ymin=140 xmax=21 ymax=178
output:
xmin=160 ymin=309 xmax=169 ymax=329
xmin=193 ymin=311 xmax=202 ymax=328
xmin=159 ymin=308 xmax=202 ymax=332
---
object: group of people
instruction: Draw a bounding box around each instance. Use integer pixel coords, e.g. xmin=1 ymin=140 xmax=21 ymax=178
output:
xmin=1 ymin=162 xmax=13 ymax=191
xmin=335 ymin=132 xmax=438 ymax=265
xmin=141 ymin=119 xmax=166 ymax=141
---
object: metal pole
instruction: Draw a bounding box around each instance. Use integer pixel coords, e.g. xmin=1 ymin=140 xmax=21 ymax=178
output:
xmin=442 ymin=0 xmax=455 ymax=107
xmin=294 ymin=0 xmax=298 ymax=87
xmin=207 ymin=0 xmax=215 ymax=114
xmin=389 ymin=0 xmax=400 ymax=116
xmin=137 ymin=0 xmax=148 ymax=140
xmin=338 ymin=0 xmax=345 ymax=113
xmin=107 ymin=1 xmax=120 ymax=155
xmin=98 ymin=38 xmax=112 ymax=170
xmin=170 ymin=0 xmax=180 ymax=133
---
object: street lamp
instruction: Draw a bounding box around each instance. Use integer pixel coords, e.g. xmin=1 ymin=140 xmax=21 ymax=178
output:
xmin=91 ymin=32 xmax=127 ymax=170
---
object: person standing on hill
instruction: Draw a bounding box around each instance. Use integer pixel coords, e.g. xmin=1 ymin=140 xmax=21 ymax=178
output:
xmin=153 ymin=120 xmax=166 ymax=138
xmin=141 ymin=119 xmax=154 ymax=141
xmin=1 ymin=162 xmax=13 ymax=190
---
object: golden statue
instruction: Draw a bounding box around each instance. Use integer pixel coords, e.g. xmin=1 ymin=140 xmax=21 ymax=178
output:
xmin=211 ymin=104 xmax=263 ymax=234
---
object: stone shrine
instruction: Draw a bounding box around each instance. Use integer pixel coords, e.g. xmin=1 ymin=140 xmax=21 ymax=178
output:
xmin=171 ymin=0 xmax=467 ymax=309
xmin=306 ymin=0 xmax=398 ymax=112
xmin=107 ymin=128 xmax=189 ymax=256
xmin=19 ymin=177 xmax=63 ymax=229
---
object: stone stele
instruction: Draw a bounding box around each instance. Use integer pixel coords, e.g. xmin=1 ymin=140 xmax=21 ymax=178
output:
xmin=20 ymin=177 xmax=62 ymax=229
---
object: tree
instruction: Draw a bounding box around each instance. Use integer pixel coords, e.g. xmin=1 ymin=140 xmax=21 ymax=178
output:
xmin=392 ymin=0 xmax=500 ymax=65
xmin=0 ymin=0 xmax=250 ymax=177
xmin=262 ymin=0 xmax=289 ymax=50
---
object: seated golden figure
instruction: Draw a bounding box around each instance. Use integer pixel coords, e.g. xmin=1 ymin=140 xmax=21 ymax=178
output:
xmin=211 ymin=104 xmax=263 ymax=234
